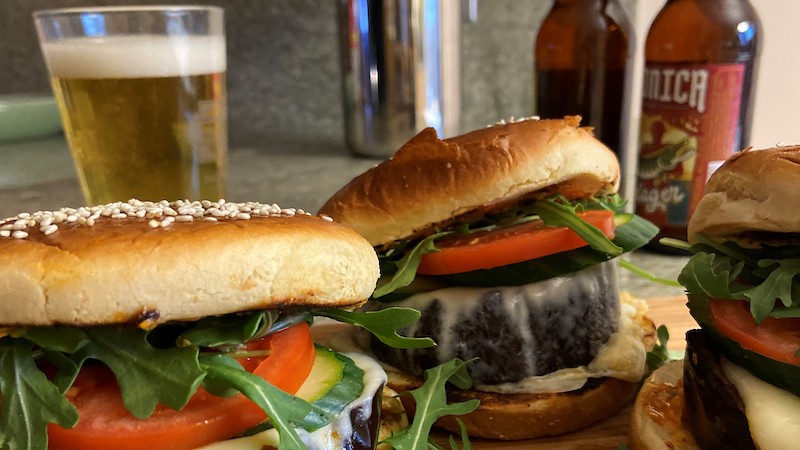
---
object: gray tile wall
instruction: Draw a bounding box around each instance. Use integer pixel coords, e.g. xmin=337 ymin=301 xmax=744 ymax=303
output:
xmin=0 ymin=0 xmax=635 ymax=150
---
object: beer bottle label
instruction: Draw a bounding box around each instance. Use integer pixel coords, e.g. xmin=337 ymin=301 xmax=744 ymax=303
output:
xmin=636 ymin=62 xmax=745 ymax=229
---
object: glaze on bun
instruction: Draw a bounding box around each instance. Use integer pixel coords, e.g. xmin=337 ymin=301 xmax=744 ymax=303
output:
xmin=321 ymin=116 xmax=620 ymax=247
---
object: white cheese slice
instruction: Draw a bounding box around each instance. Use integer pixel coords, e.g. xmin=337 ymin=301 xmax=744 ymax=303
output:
xmin=721 ymin=358 xmax=800 ymax=450
xmin=197 ymin=352 xmax=387 ymax=450
xmin=477 ymin=291 xmax=647 ymax=393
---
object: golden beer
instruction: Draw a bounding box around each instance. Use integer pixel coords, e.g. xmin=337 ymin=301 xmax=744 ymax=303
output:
xmin=42 ymin=35 xmax=227 ymax=204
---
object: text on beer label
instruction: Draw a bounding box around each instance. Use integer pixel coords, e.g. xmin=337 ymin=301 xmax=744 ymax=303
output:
xmin=642 ymin=67 xmax=709 ymax=113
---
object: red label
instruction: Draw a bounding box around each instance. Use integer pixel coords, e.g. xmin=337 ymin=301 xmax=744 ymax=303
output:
xmin=635 ymin=63 xmax=745 ymax=228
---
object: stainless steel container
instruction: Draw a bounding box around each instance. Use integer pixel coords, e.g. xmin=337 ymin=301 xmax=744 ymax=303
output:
xmin=338 ymin=0 xmax=460 ymax=158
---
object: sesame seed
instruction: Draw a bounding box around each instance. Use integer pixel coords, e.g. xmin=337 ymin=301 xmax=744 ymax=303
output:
xmin=0 ymin=199 xmax=321 ymax=239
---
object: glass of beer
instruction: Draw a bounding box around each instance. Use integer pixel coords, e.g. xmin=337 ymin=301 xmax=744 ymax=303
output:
xmin=34 ymin=6 xmax=227 ymax=204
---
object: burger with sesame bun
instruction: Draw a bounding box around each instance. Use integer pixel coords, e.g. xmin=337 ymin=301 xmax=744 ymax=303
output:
xmin=0 ymin=199 xmax=463 ymax=450
xmin=319 ymin=116 xmax=660 ymax=440
xmin=629 ymin=146 xmax=800 ymax=450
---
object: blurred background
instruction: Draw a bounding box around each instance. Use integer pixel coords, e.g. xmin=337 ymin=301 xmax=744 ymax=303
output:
xmin=2 ymin=0 xmax=566 ymax=151
xmin=0 ymin=0 xmax=798 ymax=182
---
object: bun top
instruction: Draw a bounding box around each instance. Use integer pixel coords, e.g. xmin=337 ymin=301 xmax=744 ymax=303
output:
xmin=320 ymin=116 xmax=620 ymax=246
xmin=0 ymin=199 xmax=379 ymax=326
xmin=688 ymin=146 xmax=800 ymax=244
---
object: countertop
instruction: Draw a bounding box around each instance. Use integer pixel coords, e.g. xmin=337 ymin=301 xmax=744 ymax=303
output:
xmin=0 ymin=136 xmax=689 ymax=300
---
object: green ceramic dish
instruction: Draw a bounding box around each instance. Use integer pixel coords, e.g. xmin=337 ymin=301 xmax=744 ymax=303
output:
xmin=0 ymin=94 xmax=62 ymax=142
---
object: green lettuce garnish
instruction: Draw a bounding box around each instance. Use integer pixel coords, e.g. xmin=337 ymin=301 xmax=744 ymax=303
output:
xmin=0 ymin=306 xmax=437 ymax=450
xmin=677 ymin=236 xmax=800 ymax=323
xmin=374 ymin=195 xmax=656 ymax=297
xmin=382 ymin=358 xmax=479 ymax=450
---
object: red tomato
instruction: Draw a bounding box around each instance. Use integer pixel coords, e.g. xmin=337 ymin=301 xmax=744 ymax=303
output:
xmin=48 ymin=322 xmax=315 ymax=450
xmin=417 ymin=210 xmax=616 ymax=275
xmin=710 ymin=299 xmax=800 ymax=367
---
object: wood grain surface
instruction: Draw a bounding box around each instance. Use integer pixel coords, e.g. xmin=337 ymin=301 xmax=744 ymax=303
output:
xmin=316 ymin=295 xmax=696 ymax=450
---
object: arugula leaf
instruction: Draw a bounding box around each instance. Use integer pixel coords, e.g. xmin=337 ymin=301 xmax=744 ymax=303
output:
xmin=42 ymin=350 xmax=81 ymax=394
xmin=532 ymin=199 xmax=622 ymax=256
xmin=200 ymin=354 xmax=314 ymax=450
xmin=382 ymin=359 xmax=479 ymax=450
xmin=679 ymin=247 xmax=800 ymax=322
xmin=177 ymin=311 xmax=273 ymax=347
xmin=450 ymin=419 xmax=473 ymax=450
xmin=678 ymin=252 xmax=744 ymax=300
xmin=74 ymin=327 xmax=205 ymax=418
xmin=618 ymin=258 xmax=682 ymax=287
xmin=645 ymin=325 xmax=671 ymax=378
xmin=743 ymin=259 xmax=800 ymax=322
xmin=0 ymin=341 xmax=78 ymax=450
xmin=427 ymin=418 xmax=472 ymax=450
xmin=316 ymin=307 xmax=435 ymax=349
xmin=23 ymin=327 xmax=88 ymax=353
xmin=375 ymin=232 xmax=450 ymax=298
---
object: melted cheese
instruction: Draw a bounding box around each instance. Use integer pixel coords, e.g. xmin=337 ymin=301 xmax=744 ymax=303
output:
xmin=477 ymin=291 xmax=647 ymax=393
xmin=721 ymin=359 xmax=800 ymax=450
xmin=380 ymin=260 xmax=647 ymax=394
xmin=197 ymin=352 xmax=387 ymax=450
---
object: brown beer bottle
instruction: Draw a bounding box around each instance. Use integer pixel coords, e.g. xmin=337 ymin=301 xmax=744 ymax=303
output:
xmin=635 ymin=0 xmax=761 ymax=252
xmin=534 ymin=0 xmax=634 ymax=158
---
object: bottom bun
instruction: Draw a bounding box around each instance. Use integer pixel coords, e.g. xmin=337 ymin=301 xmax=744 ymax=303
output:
xmin=387 ymin=368 xmax=639 ymax=440
xmin=628 ymin=360 xmax=699 ymax=450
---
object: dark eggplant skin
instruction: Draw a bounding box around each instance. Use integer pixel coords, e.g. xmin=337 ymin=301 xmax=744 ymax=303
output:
xmin=683 ymin=330 xmax=756 ymax=450
xmin=370 ymin=261 xmax=620 ymax=385
xmin=344 ymin=385 xmax=382 ymax=450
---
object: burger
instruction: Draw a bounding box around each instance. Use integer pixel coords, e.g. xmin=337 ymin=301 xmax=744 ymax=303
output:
xmin=629 ymin=147 xmax=800 ymax=450
xmin=0 ymin=199 xmax=433 ymax=450
xmin=319 ymin=116 xmax=659 ymax=440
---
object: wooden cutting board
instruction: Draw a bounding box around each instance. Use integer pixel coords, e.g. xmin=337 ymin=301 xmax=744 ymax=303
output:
xmin=315 ymin=296 xmax=695 ymax=450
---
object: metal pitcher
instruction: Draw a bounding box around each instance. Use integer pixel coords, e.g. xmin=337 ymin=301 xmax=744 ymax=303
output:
xmin=338 ymin=0 xmax=460 ymax=158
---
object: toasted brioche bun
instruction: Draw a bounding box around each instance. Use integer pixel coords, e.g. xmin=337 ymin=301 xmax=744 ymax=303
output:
xmin=388 ymin=369 xmax=638 ymax=440
xmin=688 ymin=145 xmax=800 ymax=244
xmin=629 ymin=360 xmax=700 ymax=450
xmin=0 ymin=200 xmax=379 ymax=327
xmin=319 ymin=116 xmax=620 ymax=246
xmin=381 ymin=311 xmax=656 ymax=440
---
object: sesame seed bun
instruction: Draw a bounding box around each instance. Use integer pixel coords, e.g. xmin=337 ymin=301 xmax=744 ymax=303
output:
xmin=0 ymin=200 xmax=379 ymax=326
xmin=319 ymin=116 xmax=620 ymax=246
xmin=688 ymin=145 xmax=800 ymax=245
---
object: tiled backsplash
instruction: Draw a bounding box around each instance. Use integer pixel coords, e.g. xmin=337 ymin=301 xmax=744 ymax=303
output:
xmin=0 ymin=0 xmax=635 ymax=150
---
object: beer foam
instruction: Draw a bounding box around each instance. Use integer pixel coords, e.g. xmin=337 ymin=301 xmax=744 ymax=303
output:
xmin=42 ymin=35 xmax=226 ymax=79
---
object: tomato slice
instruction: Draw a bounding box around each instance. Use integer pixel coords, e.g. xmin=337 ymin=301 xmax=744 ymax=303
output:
xmin=48 ymin=322 xmax=315 ymax=450
xmin=710 ymin=299 xmax=800 ymax=367
xmin=417 ymin=209 xmax=616 ymax=275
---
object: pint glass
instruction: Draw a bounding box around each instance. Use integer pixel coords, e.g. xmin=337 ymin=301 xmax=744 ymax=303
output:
xmin=34 ymin=6 xmax=227 ymax=204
